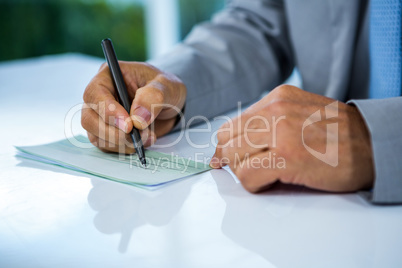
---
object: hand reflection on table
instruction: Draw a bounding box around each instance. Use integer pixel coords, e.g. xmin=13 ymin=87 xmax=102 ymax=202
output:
xmin=87 ymin=178 xmax=194 ymax=253
xmin=210 ymin=169 xmax=377 ymax=268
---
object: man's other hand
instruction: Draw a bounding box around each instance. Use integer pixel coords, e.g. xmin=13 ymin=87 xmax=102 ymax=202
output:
xmin=210 ymin=85 xmax=374 ymax=193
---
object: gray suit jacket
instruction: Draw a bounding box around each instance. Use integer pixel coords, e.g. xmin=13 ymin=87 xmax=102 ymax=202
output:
xmin=149 ymin=0 xmax=402 ymax=204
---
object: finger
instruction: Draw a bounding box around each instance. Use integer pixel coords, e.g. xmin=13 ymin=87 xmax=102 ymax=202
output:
xmin=211 ymin=131 xmax=271 ymax=168
xmin=84 ymin=108 xmax=154 ymax=150
xmin=213 ymin=111 xmax=276 ymax=169
xmin=87 ymin=132 xmax=134 ymax=154
xmin=232 ymin=150 xmax=293 ymax=193
xmin=87 ymin=129 xmax=156 ymax=154
xmin=82 ymin=107 xmax=135 ymax=145
xmin=216 ymin=107 xmax=277 ymax=149
xmin=83 ymin=65 xmax=133 ymax=133
xmin=130 ymin=83 xmax=163 ymax=130
xmin=130 ymin=74 xmax=185 ymax=130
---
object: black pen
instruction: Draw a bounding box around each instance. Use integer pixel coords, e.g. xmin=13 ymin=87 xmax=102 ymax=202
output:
xmin=101 ymin=38 xmax=147 ymax=167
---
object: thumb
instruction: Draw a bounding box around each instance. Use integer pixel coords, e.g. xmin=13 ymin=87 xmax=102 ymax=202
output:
xmin=130 ymin=82 xmax=166 ymax=130
xmin=130 ymin=74 xmax=186 ymax=130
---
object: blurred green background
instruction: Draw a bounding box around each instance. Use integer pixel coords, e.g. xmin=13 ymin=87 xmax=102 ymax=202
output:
xmin=0 ymin=0 xmax=224 ymax=62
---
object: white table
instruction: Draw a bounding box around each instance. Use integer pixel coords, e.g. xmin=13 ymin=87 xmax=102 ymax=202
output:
xmin=1 ymin=54 xmax=401 ymax=268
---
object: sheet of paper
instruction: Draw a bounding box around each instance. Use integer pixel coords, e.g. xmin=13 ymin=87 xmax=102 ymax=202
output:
xmin=15 ymin=135 xmax=211 ymax=188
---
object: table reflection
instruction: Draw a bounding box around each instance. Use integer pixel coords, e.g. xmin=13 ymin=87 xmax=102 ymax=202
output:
xmin=210 ymin=169 xmax=377 ymax=268
xmin=87 ymin=178 xmax=195 ymax=253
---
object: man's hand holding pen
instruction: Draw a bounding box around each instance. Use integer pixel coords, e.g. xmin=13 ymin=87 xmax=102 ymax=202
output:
xmin=81 ymin=61 xmax=187 ymax=154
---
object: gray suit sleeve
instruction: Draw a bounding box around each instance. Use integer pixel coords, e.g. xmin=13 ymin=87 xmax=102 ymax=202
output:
xmin=148 ymin=0 xmax=294 ymax=127
xmin=348 ymin=97 xmax=402 ymax=204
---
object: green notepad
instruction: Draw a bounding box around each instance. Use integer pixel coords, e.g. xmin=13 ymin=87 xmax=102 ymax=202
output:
xmin=16 ymin=135 xmax=211 ymax=189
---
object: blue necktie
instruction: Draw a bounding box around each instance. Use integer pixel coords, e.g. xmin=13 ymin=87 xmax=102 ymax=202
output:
xmin=370 ymin=0 xmax=402 ymax=98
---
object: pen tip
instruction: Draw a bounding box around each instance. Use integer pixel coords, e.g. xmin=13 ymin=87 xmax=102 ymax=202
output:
xmin=140 ymin=158 xmax=147 ymax=168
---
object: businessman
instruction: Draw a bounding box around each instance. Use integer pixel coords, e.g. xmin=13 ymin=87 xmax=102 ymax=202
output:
xmin=81 ymin=0 xmax=402 ymax=203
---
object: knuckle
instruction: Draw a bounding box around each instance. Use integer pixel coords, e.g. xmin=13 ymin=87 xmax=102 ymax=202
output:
xmin=235 ymin=165 xmax=248 ymax=182
xmin=137 ymin=62 xmax=160 ymax=76
xmin=139 ymin=61 xmax=154 ymax=70
xmin=244 ymin=115 xmax=265 ymax=130
xmin=245 ymin=132 xmax=266 ymax=148
xmin=138 ymin=80 xmax=165 ymax=105
xmin=220 ymin=145 xmax=230 ymax=158
xmin=156 ymin=73 xmax=169 ymax=84
xmin=271 ymin=85 xmax=287 ymax=97
xmin=216 ymin=130 xmax=230 ymax=147
xmin=153 ymin=88 xmax=165 ymax=104
xmin=217 ymin=120 xmax=234 ymax=137
xmin=270 ymin=84 xmax=296 ymax=101
xmin=83 ymin=85 xmax=92 ymax=103
xmin=265 ymin=99 xmax=291 ymax=115
xmin=274 ymin=84 xmax=296 ymax=93
xmin=83 ymin=79 xmax=102 ymax=104
xmin=88 ymin=134 xmax=98 ymax=146
xmin=81 ymin=110 xmax=91 ymax=131
xmin=279 ymin=175 xmax=293 ymax=184
xmin=243 ymin=183 xmax=259 ymax=193
xmin=240 ymin=177 xmax=260 ymax=193
xmin=103 ymin=100 xmax=116 ymax=120
xmin=220 ymin=121 xmax=230 ymax=130
xmin=235 ymin=165 xmax=261 ymax=193
xmin=214 ymin=147 xmax=223 ymax=159
xmin=99 ymin=62 xmax=108 ymax=71
xmin=216 ymin=129 xmax=226 ymax=143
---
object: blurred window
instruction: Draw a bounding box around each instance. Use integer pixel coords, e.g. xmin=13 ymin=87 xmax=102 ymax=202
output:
xmin=0 ymin=0 xmax=224 ymax=61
